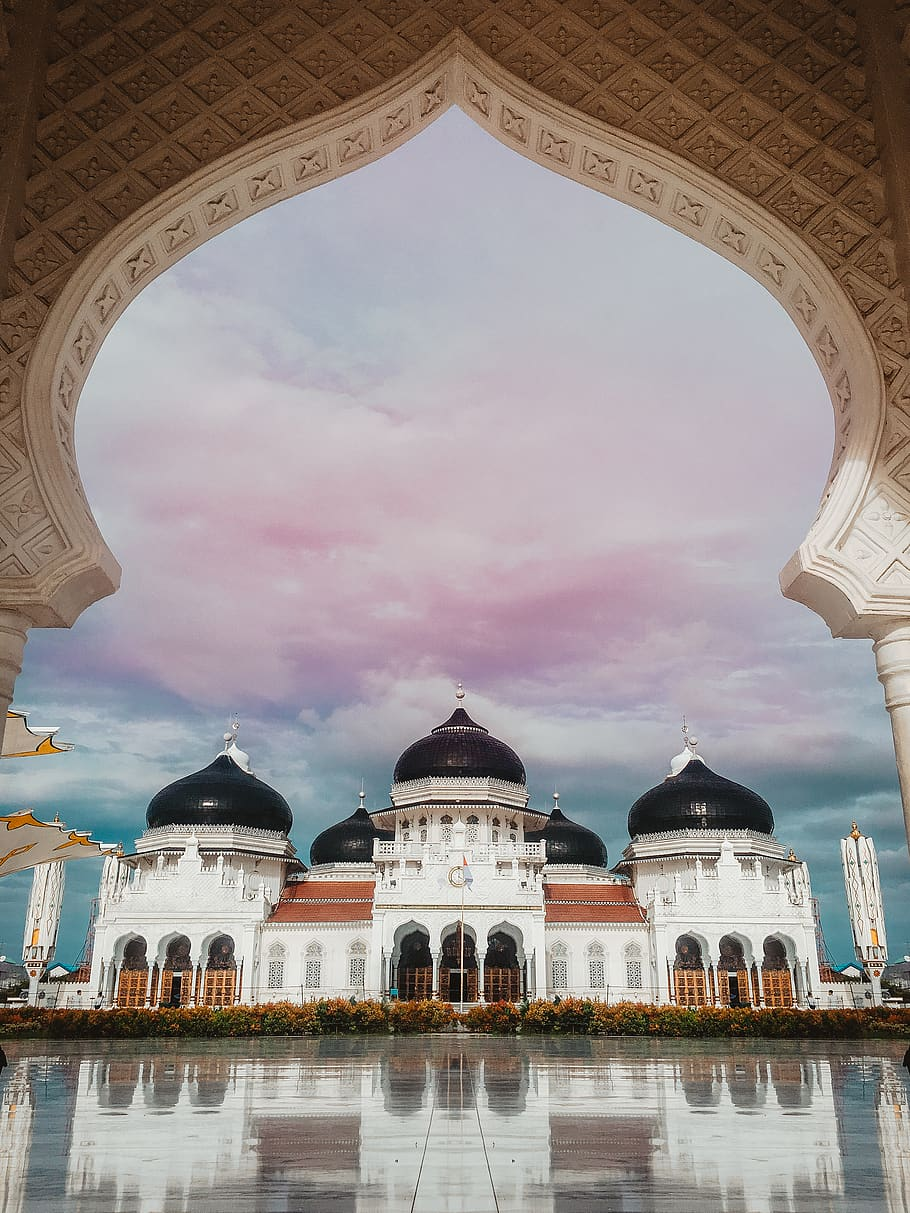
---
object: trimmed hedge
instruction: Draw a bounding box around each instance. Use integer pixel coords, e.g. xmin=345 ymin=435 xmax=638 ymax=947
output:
xmin=3 ymin=998 xmax=910 ymax=1040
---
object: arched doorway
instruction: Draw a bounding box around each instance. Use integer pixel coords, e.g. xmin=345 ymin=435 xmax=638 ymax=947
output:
xmin=160 ymin=935 xmax=193 ymax=1008
xmin=203 ymin=934 xmax=237 ymax=1007
xmin=116 ymin=937 xmax=148 ymax=1008
xmin=396 ymin=928 xmax=432 ymax=1001
xmin=717 ymin=934 xmax=750 ymax=1008
xmin=673 ymin=934 xmax=707 ymax=1008
xmin=440 ymin=925 xmax=477 ymax=1004
xmin=485 ymin=930 xmax=523 ymax=1003
xmin=762 ymin=937 xmax=794 ymax=1008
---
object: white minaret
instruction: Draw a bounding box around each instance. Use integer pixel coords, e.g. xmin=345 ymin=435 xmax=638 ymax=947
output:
xmin=21 ymin=859 xmax=66 ymax=1005
xmin=841 ymin=821 xmax=888 ymax=1006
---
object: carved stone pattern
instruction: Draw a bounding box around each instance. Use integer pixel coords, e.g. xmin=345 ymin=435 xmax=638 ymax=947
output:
xmin=0 ymin=0 xmax=902 ymax=583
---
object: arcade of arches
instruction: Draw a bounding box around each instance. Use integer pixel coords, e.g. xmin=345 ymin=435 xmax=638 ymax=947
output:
xmin=3 ymin=2 xmax=910 ymax=842
xmin=113 ymin=931 xmax=239 ymax=1007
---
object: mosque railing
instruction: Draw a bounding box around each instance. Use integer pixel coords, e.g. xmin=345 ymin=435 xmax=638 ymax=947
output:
xmin=373 ymin=840 xmax=545 ymax=861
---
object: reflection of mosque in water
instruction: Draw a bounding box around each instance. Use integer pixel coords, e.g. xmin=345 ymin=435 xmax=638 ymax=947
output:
xmin=3 ymin=1043 xmax=910 ymax=1212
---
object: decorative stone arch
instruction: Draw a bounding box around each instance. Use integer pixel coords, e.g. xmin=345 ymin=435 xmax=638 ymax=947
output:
xmin=12 ymin=34 xmax=889 ymax=638
xmin=761 ymin=931 xmax=799 ymax=1007
xmin=3 ymin=13 xmax=910 ymax=839
xmin=111 ymin=931 xmax=149 ymax=1008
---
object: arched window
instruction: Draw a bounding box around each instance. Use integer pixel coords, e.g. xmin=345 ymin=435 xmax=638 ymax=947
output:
xmin=624 ymin=942 xmax=643 ymax=990
xmin=267 ymin=941 xmax=286 ymax=990
xmin=401 ymin=818 xmax=411 ymax=841
xmin=717 ymin=934 xmax=749 ymax=1007
xmin=349 ymin=940 xmax=367 ymax=989
xmin=203 ymin=934 xmax=236 ymax=1007
xmin=761 ymin=937 xmax=793 ymax=1007
xmin=674 ymin=934 xmax=707 ymax=1007
xmin=304 ymin=941 xmax=323 ymax=991
xmin=586 ymin=942 xmax=606 ymax=990
xmin=418 ymin=816 xmax=427 ymax=843
xmin=116 ymin=936 xmax=148 ymax=1008
xmin=551 ymin=941 xmax=569 ymax=991
xmin=440 ymin=814 xmax=453 ymax=844
xmin=466 ymin=814 xmax=479 ymax=844
xmin=160 ymin=934 xmax=192 ymax=1007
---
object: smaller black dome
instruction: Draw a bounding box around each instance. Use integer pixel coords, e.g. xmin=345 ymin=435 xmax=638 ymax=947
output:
xmin=527 ymin=806 xmax=608 ymax=868
xmin=394 ymin=706 xmax=526 ymax=784
xmin=310 ymin=805 xmax=392 ymax=865
xmin=146 ymin=752 xmax=293 ymax=834
xmin=628 ymin=756 xmax=774 ymax=837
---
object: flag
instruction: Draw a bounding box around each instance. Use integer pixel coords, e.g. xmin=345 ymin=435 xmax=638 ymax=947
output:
xmin=462 ymin=855 xmax=474 ymax=888
xmin=2 ymin=710 xmax=73 ymax=758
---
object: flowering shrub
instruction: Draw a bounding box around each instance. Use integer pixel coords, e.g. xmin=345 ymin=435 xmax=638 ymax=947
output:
xmin=553 ymin=997 xmax=596 ymax=1034
xmin=462 ymin=1001 xmax=521 ymax=1034
xmin=388 ymin=999 xmax=456 ymax=1033
xmin=517 ymin=1000 xmax=555 ymax=1033
xmin=352 ymin=1000 xmax=388 ymax=1034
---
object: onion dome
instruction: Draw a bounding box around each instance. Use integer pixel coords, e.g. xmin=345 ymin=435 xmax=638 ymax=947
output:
xmin=527 ymin=793 xmax=608 ymax=867
xmin=146 ymin=729 xmax=292 ymax=834
xmin=628 ymin=727 xmax=774 ymax=837
xmin=394 ymin=687 xmax=526 ymax=785
xmin=310 ymin=789 xmax=392 ymax=865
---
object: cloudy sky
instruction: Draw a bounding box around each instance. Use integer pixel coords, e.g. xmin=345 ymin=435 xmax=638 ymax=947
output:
xmin=1 ymin=109 xmax=906 ymax=968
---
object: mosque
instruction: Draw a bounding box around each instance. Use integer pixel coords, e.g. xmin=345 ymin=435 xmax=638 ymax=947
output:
xmin=78 ymin=688 xmax=832 ymax=1011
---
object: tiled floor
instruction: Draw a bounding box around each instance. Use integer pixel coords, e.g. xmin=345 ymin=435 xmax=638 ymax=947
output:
xmin=1 ymin=1036 xmax=907 ymax=1211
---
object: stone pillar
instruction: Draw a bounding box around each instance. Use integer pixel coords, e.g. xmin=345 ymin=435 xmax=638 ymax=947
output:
xmin=0 ymin=611 xmax=30 ymax=753
xmin=431 ymin=951 xmax=440 ymax=1000
xmin=873 ymin=624 xmax=910 ymax=848
xmin=476 ymin=950 xmax=486 ymax=1002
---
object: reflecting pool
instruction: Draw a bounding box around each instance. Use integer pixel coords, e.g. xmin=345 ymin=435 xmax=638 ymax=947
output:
xmin=1 ymin=1037 xmax=908 ymax=1212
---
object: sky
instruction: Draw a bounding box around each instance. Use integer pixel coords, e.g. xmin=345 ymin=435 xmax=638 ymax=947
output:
xmin=0 ymin=108 xmax=907 ymax=968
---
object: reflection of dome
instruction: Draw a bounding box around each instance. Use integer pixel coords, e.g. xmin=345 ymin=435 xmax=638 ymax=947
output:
xmin=146 ymin=745 xmax=292 ymax=834
xmin=310 ymin=803 xmax=393 ymax=865
xmin=527 ymin=798 xmax=608 ymax=867
xmin=394 ymin=705 xmax=526 ymax=784
xmin=628 ymin=747 xmax=774 ymax=837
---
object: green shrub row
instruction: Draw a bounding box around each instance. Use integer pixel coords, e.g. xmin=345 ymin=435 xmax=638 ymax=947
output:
xmin=3 ymin=998 xmax=910 ymax=1040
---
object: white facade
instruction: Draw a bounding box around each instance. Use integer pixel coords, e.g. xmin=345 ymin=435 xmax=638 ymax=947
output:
xmin=58 ymin=709 xmax=850 ymax=1011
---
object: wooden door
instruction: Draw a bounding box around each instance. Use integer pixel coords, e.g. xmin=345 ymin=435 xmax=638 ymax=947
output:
xmin=203 ymin=968 xmax=236 ymax=1006
xmin=762 ymin=968 xmax=793 ymax=1007
xmin=117 ymin=967 xmax=147 ymax=1007
xmin=674 ymin=967 xmax=707 ymax=1007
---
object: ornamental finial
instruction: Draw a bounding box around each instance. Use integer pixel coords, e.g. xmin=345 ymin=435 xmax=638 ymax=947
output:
xmin=223 ymin=715 xmax=240 ymax=752
xmin=455 ymin=681 xmax=465 ymax=701
xmin=681 ymin=716 xmax=698 ymax=754
xmin=553 ymin=789 xmax=560 ymax=807
xmin=359 ymin=778 xmax=365 ymax=810
xmin=850 ymin=820 xmax=862 ymax=840
xmin=787 ymin=847 xmax=797 ymax=861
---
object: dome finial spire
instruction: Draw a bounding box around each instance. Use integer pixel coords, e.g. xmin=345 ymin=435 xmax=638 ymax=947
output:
xmin=359 ymin=778 xmax=365 ymax=810
xmin=455 ymin=681 xmax=465 ymax=702
xmin=222 ymin=715 xmax=240 ymax=753
xmin=668 ymin=717 xmax=704 ymax=777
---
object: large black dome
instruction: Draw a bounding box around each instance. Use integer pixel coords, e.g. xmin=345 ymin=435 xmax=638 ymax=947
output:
xmin=527 ymin=804 xmax=608 ymax=867
xmin=310 ymin=804 xmax=392 ymax=865
xmin=628 ymin=755 xmax=774 ymax=837
xmin=394 ymin=706 xmax=526 ymax=785
xmin=146 ymin=751 xmax=293 ymax=834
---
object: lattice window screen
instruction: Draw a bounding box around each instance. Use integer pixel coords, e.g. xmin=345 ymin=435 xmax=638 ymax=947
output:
xmin=552 ymin=958 xmax=568 ymax=990
xmin=268 ymin=960 xmax=284 ymax=989
xmin=305 ymin=960 xmax=321 ymax=989
xmin=588 ymin=960 xmax=606 ymax=989
xmin=626 ymin=960 xmax=643 ymax=988
xmin=349 ymin=956 xmax=366 ymax=988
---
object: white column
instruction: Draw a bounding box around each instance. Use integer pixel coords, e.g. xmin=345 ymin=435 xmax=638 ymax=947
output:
xmin=873 ymin=623 xmax=910 ymax=851
xmin=0 ymin=610 xmax=30 ymax=754
xmin=476 ymin=949 xmax=486 ymax=1002
xmin=431 ymin=950 xmax=440 ymax=999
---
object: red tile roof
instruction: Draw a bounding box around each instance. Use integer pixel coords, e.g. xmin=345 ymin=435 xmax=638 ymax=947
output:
xmin=543 ymin=882 xmax=647 ymax=924
xmin=268 ymin=879 xmax=375 ymax=923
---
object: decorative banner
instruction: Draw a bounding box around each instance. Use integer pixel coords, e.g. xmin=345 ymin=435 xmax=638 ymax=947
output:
xmin=0 ymin=810 xmax=115 ymax=878
xmin=1 ymin=710 xmax=73 ymax=759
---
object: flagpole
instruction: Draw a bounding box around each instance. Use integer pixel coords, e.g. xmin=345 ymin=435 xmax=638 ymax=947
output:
xmin=459 ymin=867 xmax=465 ymax=1012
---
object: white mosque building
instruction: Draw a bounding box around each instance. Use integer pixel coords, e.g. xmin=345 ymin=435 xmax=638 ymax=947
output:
xmin=68 ymin=690 xmax=833 ymax=1011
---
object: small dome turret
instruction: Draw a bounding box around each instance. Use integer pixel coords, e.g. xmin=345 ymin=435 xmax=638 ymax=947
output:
xmin=309 ymin=788 xmax=393 ymax=865
xmin=527 ymin=793 xmax=608 ymax=867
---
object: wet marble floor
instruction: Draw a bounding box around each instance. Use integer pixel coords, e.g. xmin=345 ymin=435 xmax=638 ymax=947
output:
xmin=1 ymin=1036 xmax=908 ymax=1212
